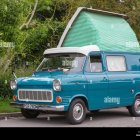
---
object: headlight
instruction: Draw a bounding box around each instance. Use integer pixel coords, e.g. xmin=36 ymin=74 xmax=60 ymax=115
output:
xmin=53 ymin=79 xmax=61 ymax=91
xmin=10 ymin=80 xmax=17 ymax=90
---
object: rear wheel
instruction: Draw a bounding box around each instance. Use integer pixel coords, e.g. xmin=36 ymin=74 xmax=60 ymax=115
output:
xmin=127 ymin=95 xmax=140 ymax=117
xmin=66 ymin=99 xmax=86 ymax=125
xmin=21 ymin=109 xmax=39 ymax=119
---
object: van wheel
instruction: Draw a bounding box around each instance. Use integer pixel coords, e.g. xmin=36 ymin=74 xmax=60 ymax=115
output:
xmin=21 ymin=109 xmax=39 ymax=119
xmin=127 ymin=96 xmax=140 ymax=117
xmin=66 ymin=99 xmax=86 ymax=125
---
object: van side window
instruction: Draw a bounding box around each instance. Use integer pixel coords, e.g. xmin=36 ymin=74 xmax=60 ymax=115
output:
xmin=85 ymin=55 xmax=103 ymax=73
xmin=106 ymin=55 xmax=126 ymax=72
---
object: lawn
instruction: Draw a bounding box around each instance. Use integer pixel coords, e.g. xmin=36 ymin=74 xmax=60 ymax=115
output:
xmin=0 ymin=97 xmax=20 ymax=113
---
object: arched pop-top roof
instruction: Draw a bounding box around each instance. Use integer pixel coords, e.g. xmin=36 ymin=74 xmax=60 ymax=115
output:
xmin=57 ymin=7 xmax=140 ymax=52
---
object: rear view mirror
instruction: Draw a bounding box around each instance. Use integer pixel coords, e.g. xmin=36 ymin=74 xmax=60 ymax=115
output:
xmin=12 ymin=70 xmax=17 ymax=78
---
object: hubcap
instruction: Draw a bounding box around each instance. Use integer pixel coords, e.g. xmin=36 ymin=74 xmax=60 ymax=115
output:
xmin=73 ymin=103 xmax=84 ymax=120
xmin=134 ymin=99 xmax=140 ymax=114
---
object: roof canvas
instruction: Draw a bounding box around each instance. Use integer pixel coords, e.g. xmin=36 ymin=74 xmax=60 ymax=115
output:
xmin=57 ymin=7 xmax=140 ymax=52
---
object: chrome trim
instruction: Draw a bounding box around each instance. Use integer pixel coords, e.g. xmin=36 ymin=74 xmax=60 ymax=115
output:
xmin=53 ymin=79 xmax=61 ymax=92
xmin=134 ymin=99 xmax=140 ymax=114
xmin=73 ymin=103 xmax=84 ymax=120
xmin=10 ymin=80 xmax=17 ymax=90
xmin=18 ymin=89 xmax=53 ymax=102
xmin=10 ymin=102 xmax=64 ymax=111
xmin=36 ymin=58 xmax=46 ymax=71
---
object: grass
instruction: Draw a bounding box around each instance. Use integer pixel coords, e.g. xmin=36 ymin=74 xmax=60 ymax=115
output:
xmin=0 ymin=64 xmax=38 ymax=113
xmin=0 ymin=97 xmax=20 ymax=113
xmin=0 ymin=65 xmax=37 ymax=113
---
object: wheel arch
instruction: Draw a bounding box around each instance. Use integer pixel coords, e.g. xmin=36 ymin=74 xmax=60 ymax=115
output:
xmin=135 ymin=92 xmax=140 ymax=98
xmin=69 ymin=95 xmax=89 ymax=110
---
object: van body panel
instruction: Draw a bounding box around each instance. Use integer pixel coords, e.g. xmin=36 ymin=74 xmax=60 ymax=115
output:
xmin=11 ymin=50 xmax=140 ymax=112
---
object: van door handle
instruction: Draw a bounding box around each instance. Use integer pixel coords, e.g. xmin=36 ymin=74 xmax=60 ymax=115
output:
xmin=103 ymin=77 xmax=108 ymax=81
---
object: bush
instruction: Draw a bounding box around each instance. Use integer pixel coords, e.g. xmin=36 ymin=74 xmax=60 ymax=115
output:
xmin=0 ymin=64 xmax=37 ymax=98
xmin=0 ymin=0 xmax=140 ymax=100
xmin=0 ymin=71 xmax=13 ymax=98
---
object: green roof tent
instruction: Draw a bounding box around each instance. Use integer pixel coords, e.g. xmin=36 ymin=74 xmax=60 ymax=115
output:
xmin=57 ymin=7 xmax=140 ymax=52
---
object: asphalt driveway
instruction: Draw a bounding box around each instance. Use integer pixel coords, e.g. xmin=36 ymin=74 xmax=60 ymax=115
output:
xmin=0 ymin=107 xmax=140 ymax=127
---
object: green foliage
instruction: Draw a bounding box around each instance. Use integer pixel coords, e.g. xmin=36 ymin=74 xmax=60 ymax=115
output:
xmin=36 ymin=0 xmax=56 ymax=20
xmin=0 ymin=0 xmax=28 ymax=41
xmin=0 ymin=0 xmax=140 ymax=99
xmin=0 ymin=96 xmax=20 ymax=113
xmin=127 ymin=7 xmax=140 ymax=42
xmin=24 ymin=26 xmax=49 ymax=56
xmin=0 ymin=65 xmax=37 ymax=98
xmin=0 ymin=71 xmax=13 ymax=98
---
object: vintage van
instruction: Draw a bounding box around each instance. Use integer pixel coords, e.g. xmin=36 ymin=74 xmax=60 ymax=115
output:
xmin=10 ymin=7 xmax=140 ymax=124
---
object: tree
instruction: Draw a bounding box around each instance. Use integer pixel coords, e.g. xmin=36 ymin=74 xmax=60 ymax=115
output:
xmin=19 ymin=0 xmax=39 ymax=30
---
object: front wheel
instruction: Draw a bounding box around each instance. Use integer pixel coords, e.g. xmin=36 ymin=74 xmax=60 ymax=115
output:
xmin=66 ymin=99 xmax=86 ymax=125
xmin=127 ymin=95 xmax=140 ymax=117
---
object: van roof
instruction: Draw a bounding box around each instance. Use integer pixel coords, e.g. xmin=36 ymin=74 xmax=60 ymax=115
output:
xmin=82 ymin=7 xmax=128 ymax=19
xmin=57 ymin=7 xmax=140 ymax=52
xmin=44 ymin=45 xmax=100 ymax=56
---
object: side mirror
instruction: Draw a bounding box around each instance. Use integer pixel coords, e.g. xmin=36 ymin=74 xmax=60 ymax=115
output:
xmin=12 ymin=70 xmax=17 ymax=78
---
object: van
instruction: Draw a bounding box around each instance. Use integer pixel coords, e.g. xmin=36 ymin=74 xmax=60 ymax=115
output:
xmin=10 ymin=7 xmax=140 ymax=124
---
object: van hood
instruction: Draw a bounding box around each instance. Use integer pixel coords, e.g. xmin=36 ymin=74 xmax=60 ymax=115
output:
xmin=16 ymin=73 xmax=62 ymax=86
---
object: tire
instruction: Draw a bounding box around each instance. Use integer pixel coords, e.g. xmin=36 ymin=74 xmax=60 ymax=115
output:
xmin=127 ymin=95 xmax=140 ymax=117
xmin=21 ymin=109 xmax=39 ymax=119
xmin=66 ymin=98 xmax=86 ymax=125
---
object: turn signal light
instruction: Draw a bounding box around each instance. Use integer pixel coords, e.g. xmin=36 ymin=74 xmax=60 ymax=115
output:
xmin=13 ymin=95 xmax=17 ymax=101
xmin=56 ymin=96 xmax=62 ymax=103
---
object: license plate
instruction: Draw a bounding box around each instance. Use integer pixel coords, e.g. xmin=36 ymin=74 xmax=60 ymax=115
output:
xmin=23 ymin=104 xmax=39 ymax=110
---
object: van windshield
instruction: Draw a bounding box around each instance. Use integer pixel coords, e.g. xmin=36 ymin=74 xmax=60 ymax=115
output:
xmin=36 ymin=53 xmax=86 ymax=73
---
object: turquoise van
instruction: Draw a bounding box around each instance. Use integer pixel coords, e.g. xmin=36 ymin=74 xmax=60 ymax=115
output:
xmin=10 ymin=7 xmax=140 ymax=124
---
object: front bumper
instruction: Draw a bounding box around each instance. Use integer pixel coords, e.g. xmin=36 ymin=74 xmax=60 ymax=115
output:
xmin=10 ymin=102 xmax=64 ymax=111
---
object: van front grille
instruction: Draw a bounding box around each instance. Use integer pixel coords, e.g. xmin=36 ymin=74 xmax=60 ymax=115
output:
xmin=18 ymin=89 xmax=53 ymax=102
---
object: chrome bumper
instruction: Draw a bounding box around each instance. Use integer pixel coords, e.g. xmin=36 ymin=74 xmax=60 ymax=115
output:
xmin=10 ymin=102 xmax=64 ymax=111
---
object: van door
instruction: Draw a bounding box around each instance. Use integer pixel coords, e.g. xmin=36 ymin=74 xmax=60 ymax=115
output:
xmin=84 ymin=52 xmax=109 ymax=110
xmin=105 ymin=54 xmax=132 ymax=107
